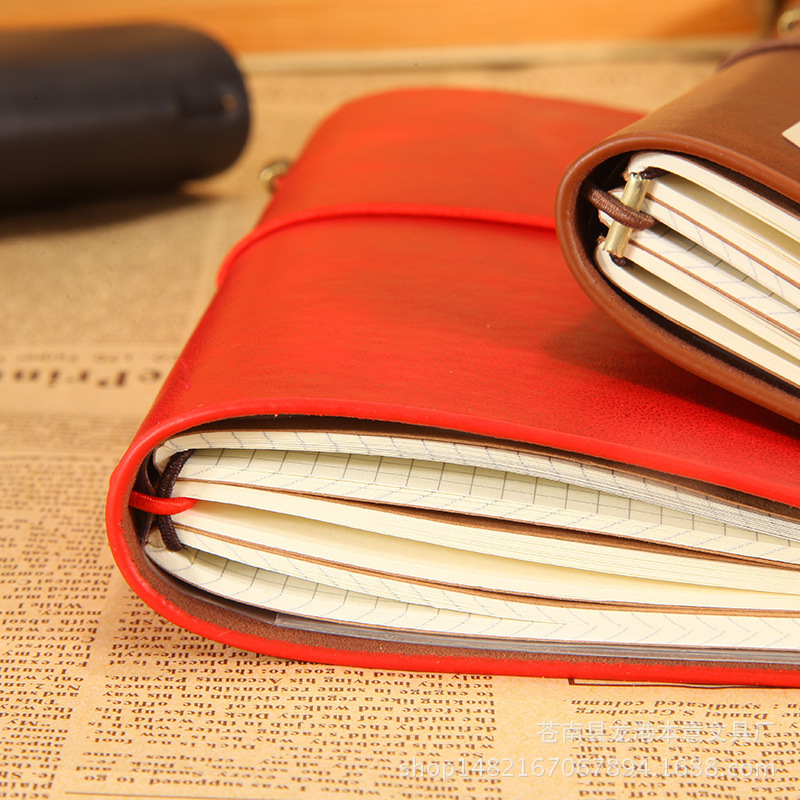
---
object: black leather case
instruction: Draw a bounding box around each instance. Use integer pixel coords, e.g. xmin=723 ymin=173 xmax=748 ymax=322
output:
xmin=0 ymin=24 xmax=250 ymax=210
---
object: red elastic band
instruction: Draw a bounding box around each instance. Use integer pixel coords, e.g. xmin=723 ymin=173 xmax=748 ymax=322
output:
xmin=217 ymin=202 xmax=556 ymax=286
xmin=129 ymin=491 xmax=197 ymax=515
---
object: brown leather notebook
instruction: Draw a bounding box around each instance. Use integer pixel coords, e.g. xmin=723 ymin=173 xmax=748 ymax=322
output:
xmin=556 ymin=38 xmax=800 ymax=424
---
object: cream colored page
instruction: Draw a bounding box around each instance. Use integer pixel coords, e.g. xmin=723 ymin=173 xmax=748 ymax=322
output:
xmin=7 ymin=56 xmax=798 ymax=800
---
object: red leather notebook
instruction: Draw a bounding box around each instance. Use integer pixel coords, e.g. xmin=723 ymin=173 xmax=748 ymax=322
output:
xmin=107 ymin=88 xmax=800 ymax=687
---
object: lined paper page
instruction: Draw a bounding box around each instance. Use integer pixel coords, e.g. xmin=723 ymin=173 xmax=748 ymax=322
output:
xmin=595 ymin=246 xmax=800 ymax=389
xmin=604 ymin=215 xmax=800 ymax=356
xmin=145 ymin=534 xmax=800 ymax=651
xmin=155 ymin=431 xmax=800 ymax=557
xmin=634 ymin=191 xmax=800 ymax=313
xmin=628 ymin=150 xmax=800 ymax=269
xmin=171 ymin=498 xmax=800 ymax=599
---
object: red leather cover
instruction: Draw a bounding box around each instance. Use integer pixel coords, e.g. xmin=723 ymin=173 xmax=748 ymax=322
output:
xmin=107 ymin=88 xmax=800 ymax=686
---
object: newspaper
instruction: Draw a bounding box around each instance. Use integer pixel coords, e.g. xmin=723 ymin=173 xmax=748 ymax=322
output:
xmin=5 ymin=57 xmax=798 ymax=800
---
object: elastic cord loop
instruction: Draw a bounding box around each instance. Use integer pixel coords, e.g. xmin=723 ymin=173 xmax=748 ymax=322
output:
xmin=131 ymin=450 xmax=196 ymax=551
xmin=581 ymin=180 xmax=656 ymax=231
xmin=717 ymin=36 xmax=800 ymax=72
xmin=130 ymin=491 xmax=197 ymax=516
xmin=216 ymin=203 xmax=557 ymax=286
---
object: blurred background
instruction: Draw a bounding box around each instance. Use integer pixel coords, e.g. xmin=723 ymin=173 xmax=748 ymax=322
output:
xmin=0 ymin=0 xmax=785 ymax=69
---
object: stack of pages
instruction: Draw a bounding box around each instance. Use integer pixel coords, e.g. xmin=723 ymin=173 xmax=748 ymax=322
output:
xmin=594 ymin=152 xmax=800 ymax=391
xmin=146 ymin=422 xmax=800 ymax=653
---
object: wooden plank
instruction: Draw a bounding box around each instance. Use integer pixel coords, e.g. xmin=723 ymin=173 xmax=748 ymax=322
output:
xmin=0 ymin=0 xmax=764 ymax=55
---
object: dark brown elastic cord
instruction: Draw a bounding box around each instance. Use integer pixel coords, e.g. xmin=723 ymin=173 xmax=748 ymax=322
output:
xmin=581 ymin=169 xmax=663 ymax=266
xmin=717 ymin=35 xmax=800 ymax=72
xmin=581 ymin=180 xmax=657 ymax=232
xmin=154 ymin=450 xmax=195 ymax=551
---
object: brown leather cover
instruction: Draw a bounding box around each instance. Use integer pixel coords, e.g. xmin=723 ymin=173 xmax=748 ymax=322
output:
xmin=555 ymin=38 xmax=800 ymax=423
